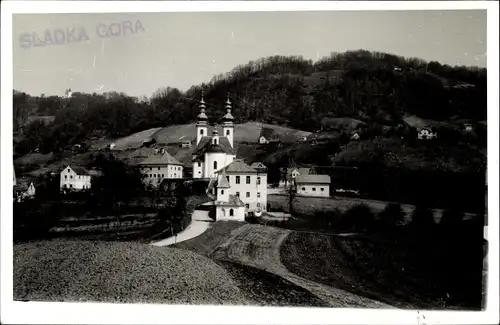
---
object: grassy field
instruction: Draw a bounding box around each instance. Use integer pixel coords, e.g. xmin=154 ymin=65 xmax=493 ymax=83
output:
xmin=280 ymin=229 xmax=484 ymax=310
xmin=268 ymin=194 xmax=479 ymax=224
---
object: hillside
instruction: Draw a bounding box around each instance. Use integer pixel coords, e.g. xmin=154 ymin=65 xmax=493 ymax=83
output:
xmin=14 ymin=50 xmax=486 ymax=159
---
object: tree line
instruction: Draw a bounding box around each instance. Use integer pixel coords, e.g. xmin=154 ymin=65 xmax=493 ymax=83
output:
xmin=14 ymin=49 xmax=486 ymax=157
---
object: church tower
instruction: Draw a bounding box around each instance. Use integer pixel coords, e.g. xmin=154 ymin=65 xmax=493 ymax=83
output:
xmin=222 ymin=94 xmax=234 ymax=148
xmin=196 ymin=91 xmax=208 ymax=145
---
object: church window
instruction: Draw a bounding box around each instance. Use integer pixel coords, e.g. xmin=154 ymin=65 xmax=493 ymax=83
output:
xmin=200 ymin=129 xmax=204 ymax=135
xmin=229 ymin=209 xmax=234 ymax=216
xmin=221 ymin=190 xmax=224 ymax=195
xmin=236 ymin=176 xmax=240 ymax=184
xmin=158 ymin=167 xmax=160 ymax=171
xmin=226 ymin=130 xmax=230 ymax=135
xmin=213 ymin=161 xmax=218 ymax=170
xmin=198 ymin=162 xmax=201 ymax=167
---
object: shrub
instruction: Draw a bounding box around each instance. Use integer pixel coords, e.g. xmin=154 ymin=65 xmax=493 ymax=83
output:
xmin=410 ymin=205 xmax=435 ymax=230
xmin=343 ymin=204 xmax=376 ymax=232
xmin=440 ymin=208 xmax=465 ymax=228
xmin=378 ymin=203 xmax=405 ymax=228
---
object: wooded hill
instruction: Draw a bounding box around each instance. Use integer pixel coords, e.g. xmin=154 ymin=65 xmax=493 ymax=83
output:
xmin=14 ymin=49 xmax=486 ymax=158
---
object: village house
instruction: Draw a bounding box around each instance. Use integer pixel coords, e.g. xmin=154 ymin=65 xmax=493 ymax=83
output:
xmin=208 ymin=169 xmax=246 ymax=221
xmin=192 ymin=93 xmax=236 ymax=179
xmin=417 ymin=127 xmax=437 ymax=140
xmin=138 ymin=150 xmax=184 ymax=188
xmin=295 ymin=174 xmax=331 ymax=197
xmin=208 ymin=159 xmax=268 ymax=219
xmin=60 ymin=165 xmax=93 ymax=192
xmin=181 ymin=139 xmax=192 ymax=148
xmin=258 ymin=127 xmax=274 ymax=144
xmin=279 ymin=167 xmax=311 ymax=187
xmin=14 ymin=178 xmax=36 ymax=202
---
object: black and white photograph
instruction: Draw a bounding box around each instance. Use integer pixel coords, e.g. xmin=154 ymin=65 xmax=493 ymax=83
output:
xmin=1 ymin=1 xmax=498 ymax=324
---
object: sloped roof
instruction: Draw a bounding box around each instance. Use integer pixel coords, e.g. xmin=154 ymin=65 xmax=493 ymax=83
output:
xmin=250 ymin=162 xmax=267 ymax=170
xmin=138 ymin=151 xmax=183 ymax=166
xmin=193 ymin=136 xmax=234 ymax=160
xmin=219 ymin=159 xmax=258 ymax=174
xmin=70 ymin=166 xmax=90 ymax=175
xmin=295 ymin=174 xmax=331 ymax=184
xmin=216 ymin=171 xmax=231 ymax=188
xmin=215 ymin=194 xmax=245 ymax=207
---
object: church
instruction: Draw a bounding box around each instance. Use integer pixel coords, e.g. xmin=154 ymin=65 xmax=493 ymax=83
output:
xmin=192 ymin=93 xmax=268 ymax=221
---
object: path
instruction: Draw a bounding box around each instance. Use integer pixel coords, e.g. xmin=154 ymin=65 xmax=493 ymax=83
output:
xmin=208 ymin=224 xmax=393 ymax=309
xmin=150 ymin=210 xmax=212 ymax=247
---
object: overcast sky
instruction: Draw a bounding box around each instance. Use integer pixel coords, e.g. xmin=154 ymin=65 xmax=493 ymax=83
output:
xmin=13 ymin=10 xmax=486 ymax=98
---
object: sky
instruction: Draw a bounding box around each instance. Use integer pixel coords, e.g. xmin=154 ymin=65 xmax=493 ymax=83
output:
xmin=13 ymin=10 xmax=487 ymax=98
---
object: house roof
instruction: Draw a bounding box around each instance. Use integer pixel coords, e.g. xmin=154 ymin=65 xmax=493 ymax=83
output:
xmin=215 ymin=194 xmax=245 ymax=207
xmin=219 ymin=159 xmax=258 ymax=174
xmin=250 ymin=162 xmax=267 ymax=170
xmin=216 ymin=170 xmax=231 ymax=188
xmin=66 ymin=166 xmax=90 ymax=175
xmin=138 ymin=151 xmax=183 ymax=166
xmin=295 ymin=174 xmax=331 ymax=184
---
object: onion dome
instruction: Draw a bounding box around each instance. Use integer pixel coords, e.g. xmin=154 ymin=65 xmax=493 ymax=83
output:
xmin=197 ymin=91 xmax=208 ymax=121
xmin=223 ymin=94 xmax=234 ymax=121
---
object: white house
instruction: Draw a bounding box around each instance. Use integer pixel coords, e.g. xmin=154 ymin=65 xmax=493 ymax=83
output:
xmin=464 ymin=124 xmax=473 ymax=132
xmin=210 ymin=169 xmax=246 ymax=221
xmin=192 ymin=93 xmax=236 ymax=179
xmin=417 ymin=127 xmax=437 ymax=140
xmin=60 ymin=166 xmax=92 ymax=191
xmin=209 ymin=159 xmax=268 ymax=219
xmin=138 ymin=150 xmax=184 ymax=188
xmin=351 ymin=132 xmax=360 ymax=141
xmin=296 ymin=174 xmax=331 ymax=197
xmin=258 ymin=127 xmax=274 ymax=144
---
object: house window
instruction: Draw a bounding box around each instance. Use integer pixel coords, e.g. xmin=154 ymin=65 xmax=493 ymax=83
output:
xmin=69 ymin=184 xmax=73 ymax=188
xmin=236 ymin=192 xmax=240 ymax=197
xmin=198 ymin=171 xmax=201 ymax=174
xmin=226 ymin=130 xmax=230 ymax=135
xmin=302 ymin=187 xmax=305 ymax=191
xmin=65 ymin=175 xmax=67 ymax=180
xmin=229 ymin=209 xmax=234 ymax=216
xmin=312 ymin=187 xmax=316 ymax=191
xmin=257 ymin=192 xmax=261 ymax=198
xmin=236 ymin=176 xmax=240 ymax=184
xmin=174 ymin=173 xmax=177 ymax=177
xmin=213 ymin=161 xmax=218 ymax=170
xmin=70 ymin=175 xmax=73 ymax=179
xmin=246 ymin=176 xmax=251 ymax=184
xmin=162 ymin=174 xmax=164 ymax=177
xmin=245 ymin=204 xmax=249 ymax=209
xmin=257 ymin=177 xmax=261 ymax=185
xmin=221 ymin=190 xmax=224 ymax=195
xmin=257 ymin=203 xmax=261 ymax=208
xmin=158 ymin=167 xmax=161 ymax=171
xmin=246 ymin=192 xmax=250 ymax=198
xmin=321 ymin=188 xmax=324 ymax=191
xmin=198 ymin=162 xmax=201 ymax=167
xmin=226 ymin=176 xmax=230 ymax=183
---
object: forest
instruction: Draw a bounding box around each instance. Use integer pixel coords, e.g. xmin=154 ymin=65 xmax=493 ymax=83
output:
xmin=14 ymin=49 xmax=487 ymax=158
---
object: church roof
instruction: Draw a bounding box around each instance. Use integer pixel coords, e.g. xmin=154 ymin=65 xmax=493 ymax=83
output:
xmin=139 ymin=151 xmax=183 ymax=166
xmin=193 ymin=136 xmax=234 ymax=161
